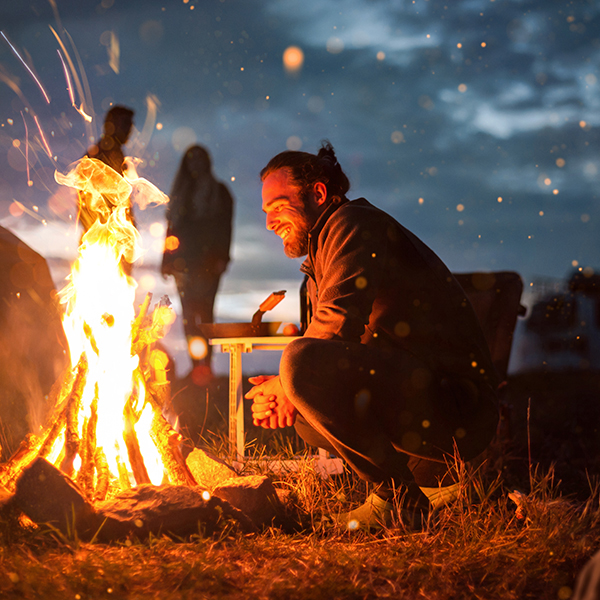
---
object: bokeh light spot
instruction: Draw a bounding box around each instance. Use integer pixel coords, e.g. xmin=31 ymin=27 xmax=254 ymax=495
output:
xmin=283 ymin=46 xmax=304 ymax=74
xmin=286 ymin=135 xmax=302 ymax=151
xmin=391 ymin=131 xmax=404 ymax=144
xmin=189 ymin=336 xmax=208 ymax=360
xmin=326 ymin=37 xmax=344 ymax=54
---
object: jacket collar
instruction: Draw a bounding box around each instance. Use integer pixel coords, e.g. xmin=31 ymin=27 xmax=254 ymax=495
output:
xmin=300 ymin=196 xmax=349 ymax=276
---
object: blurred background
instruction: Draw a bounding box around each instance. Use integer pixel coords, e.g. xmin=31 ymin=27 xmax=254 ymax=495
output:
xmin=0 ymin=0 xmax=599 ymax=379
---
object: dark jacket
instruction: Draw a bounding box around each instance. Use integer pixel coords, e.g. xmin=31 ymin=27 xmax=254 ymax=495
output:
xmin=162 ymin=181 xmax=233 ymax=278
xmin=300 ymin=198 xmax=500 ymax=392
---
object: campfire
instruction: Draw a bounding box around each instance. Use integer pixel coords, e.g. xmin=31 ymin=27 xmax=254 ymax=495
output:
xmin=0 ymin=156 xmax=195 ymax=500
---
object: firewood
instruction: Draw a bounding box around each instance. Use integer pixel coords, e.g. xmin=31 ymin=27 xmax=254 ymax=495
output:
xmin=59 ymin=361 xmax=86 ymax=476
xmin=116 ymin=457 xmax=132 ymax=491
xmin=39 ymin=353 xmax=87 ymax=460
xmin=149 ymin=410 xmax=196 ymax=487
xmin=94 ymin=447 xmax=110 ymax=502
xmin=76 ymin=394 xmax=98 ymax=497
xmin=131 ymin=297 xmax=175 ymax=357
xmin=123 ymin=397 xmax=151 ymax=485
xmin=0 ymin=354 xmax=88 ymax=491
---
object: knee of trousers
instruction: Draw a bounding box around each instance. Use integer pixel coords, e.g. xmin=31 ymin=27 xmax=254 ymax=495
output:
xmin=280 ymin=336 xmax=322 ymax=405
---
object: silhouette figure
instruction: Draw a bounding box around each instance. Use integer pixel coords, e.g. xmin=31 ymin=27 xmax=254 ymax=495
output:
xmin=162 ymin=145 xmax=233 ymax=377
xmin=78 ymin=105 xmax=135 ymax=234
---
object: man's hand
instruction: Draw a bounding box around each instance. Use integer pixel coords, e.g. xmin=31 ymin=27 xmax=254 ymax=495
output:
xmin=245 ymin=374 xmax=297 ymax=429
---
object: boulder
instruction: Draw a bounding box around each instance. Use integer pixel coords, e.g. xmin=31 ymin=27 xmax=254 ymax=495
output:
xmin=213 ymin=474 xmax=282 ymax=529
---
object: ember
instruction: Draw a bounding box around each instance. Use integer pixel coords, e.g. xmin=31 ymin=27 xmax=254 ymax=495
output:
xmin=0 ymin=156 xmax=195 ymax=501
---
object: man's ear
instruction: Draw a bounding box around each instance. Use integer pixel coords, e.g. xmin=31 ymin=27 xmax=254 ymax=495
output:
xmin=313 ymin=182 xmax=328 ymax=206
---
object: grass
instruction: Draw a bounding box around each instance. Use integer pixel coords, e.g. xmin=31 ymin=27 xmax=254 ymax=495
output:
xmin=1 ymin=434 xmax=599 ymax=600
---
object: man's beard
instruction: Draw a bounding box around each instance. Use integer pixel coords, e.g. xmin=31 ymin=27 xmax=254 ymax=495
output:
xmin=283 ymin=217 xmax=310 ymax=258
xmin=282 ymin=195 xmax=315 ymax=258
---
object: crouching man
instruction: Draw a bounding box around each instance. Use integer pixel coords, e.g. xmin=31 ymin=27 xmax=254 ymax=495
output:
xmin=245 ymin=141 xmax=499 ymax=530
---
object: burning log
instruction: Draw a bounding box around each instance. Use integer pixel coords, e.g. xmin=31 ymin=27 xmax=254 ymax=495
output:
xmin=149 ymin=407 xmax=196 ymax=487
xmin=122 ymin=395 xmax=151 ymax=486
xmin=94 ymin=447 xmax=110 ymax=502
xmin=76 ymin=394 xmax=98 ymax=496
xmin=0 ymin=354 xmax=88 ymax=492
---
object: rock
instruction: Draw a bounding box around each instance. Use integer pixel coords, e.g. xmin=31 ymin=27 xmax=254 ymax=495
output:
xmin=185 ymin=448 xmax=239 ymax=490
xmin=94 ymin=483 xmax=256 ymax=541
xmin=213 ymin=475 xmax=282 ymax=529
xmin=10 ymin=457 xmax=96 ymax=537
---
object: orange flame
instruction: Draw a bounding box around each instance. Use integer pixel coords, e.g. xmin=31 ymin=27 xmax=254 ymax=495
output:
xmin=53 ymin=157 xmax=172 ymax=487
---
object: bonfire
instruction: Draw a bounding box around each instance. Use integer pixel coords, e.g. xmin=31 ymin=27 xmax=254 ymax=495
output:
xmin=0 ymin=156 xmax=196 ymax=501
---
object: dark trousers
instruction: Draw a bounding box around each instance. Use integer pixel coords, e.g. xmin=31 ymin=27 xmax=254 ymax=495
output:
xmin=174 ymin=271 xmax=221 ymax=368
xmin=280 ymin=337 xmax=498 ymax=489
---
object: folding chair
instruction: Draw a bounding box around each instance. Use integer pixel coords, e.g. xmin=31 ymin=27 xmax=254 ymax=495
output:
xmin=453 ymin=271 xmax=527 ymax=443
xmin=453 ymin=271 xmax=526 ymax=385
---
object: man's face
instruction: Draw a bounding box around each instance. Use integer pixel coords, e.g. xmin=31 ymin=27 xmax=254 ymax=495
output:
xmin=262 ymin=169 xmax=320 ymax=258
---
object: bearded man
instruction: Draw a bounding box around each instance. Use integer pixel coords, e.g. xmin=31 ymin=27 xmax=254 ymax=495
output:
xmin=245 ymin=141 xmax=499 ymax=529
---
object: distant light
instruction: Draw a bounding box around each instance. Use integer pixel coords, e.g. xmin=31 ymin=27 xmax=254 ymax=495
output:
xmin=156 ymin=122 xmax=163 ymax=130
xmin=391 ymin=131 xmax=404 ymax=144
xmin=326 ymin=37 xmax=344 ymax=54
xmin=164 ymin=235 xmax=180 ymax=251
xmin=283 ymin=46 xmax=304 ymax=74
xmin=286 ymin=136 xmax=302 ymax=151
xmin=580 ymin=120 xmax=587 ymax=128
xmin=553 ymin=189 xmax=559 ymax=195
xmin=458 ymin=84 xmax=467 ymax=93
xmin=539 ymin=211 xmax=544 ymax=216
xmin=231 ymin=176 xmax=235 ymax=181
xmin=581 ymin=214 xmax=590 ymax=223
xmin=481 ymin=42 xmax=486 ymax=47
xmin=189 ymin=337 xmax=208 ymax=360
xmin=497 ymin=197 xmax=502 ymax=202
xmin=9 ymin=201 xmax=23 ymax=217
xmin=556 ymin=158 xmax=565 ymax=167
xmin=426 ymin=34 xmax=431 ymax=39
xmin=457 ymin=43 xmax=462 ymax=48
xmin=572 ymin=260 xmax=579 ymax=267
xmin=376 ymin=51 xmax=385 ymax=61
xmin=149 ymin=221 xmax=165 ymax=238
xmin=544 ymin=178 xmax=551 ymax=185
xmin=456 ymin=204 xmax=465 ymax=212
xmin=12 ymin=139 xmax=20 ymax=148
xmin=418 ymin=198 xmax=424 ymax=205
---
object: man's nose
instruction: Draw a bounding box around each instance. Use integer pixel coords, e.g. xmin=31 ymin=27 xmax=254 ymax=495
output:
xmin=266 ymin=213 xmax=277 ymax=231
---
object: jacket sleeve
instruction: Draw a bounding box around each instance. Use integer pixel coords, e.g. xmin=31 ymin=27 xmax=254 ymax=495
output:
xmin=303 ymin=206 xmax=391 ymax=343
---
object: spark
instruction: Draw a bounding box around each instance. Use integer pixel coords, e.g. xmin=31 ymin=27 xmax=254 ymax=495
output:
xmin=57 ymin=49 xmax=75 ymax=105
xmin=12 ymin=200 xmax=47 ymax=225
xmin=20 ymin=111 xmax=33 ymax=187
xmin=108 ymin=31 xmax=119 ymax=75
xmin=49 ymin=26 xmax=94 ymax=123
xmin=1 ymin=31 xmax=50 ymax=104
xmin=34 ymin=115 xmax=53 ymax=158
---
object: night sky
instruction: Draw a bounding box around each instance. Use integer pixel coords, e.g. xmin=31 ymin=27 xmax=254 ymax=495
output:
xmin=0 ymin=0 xmax=598 ymax=374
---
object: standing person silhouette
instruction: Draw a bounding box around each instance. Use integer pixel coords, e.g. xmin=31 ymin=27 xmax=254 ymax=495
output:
xmin=78 ymin=105 xmax=136 ymax=234
xmin=162 ymin=145 xmax=233 ymax=381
